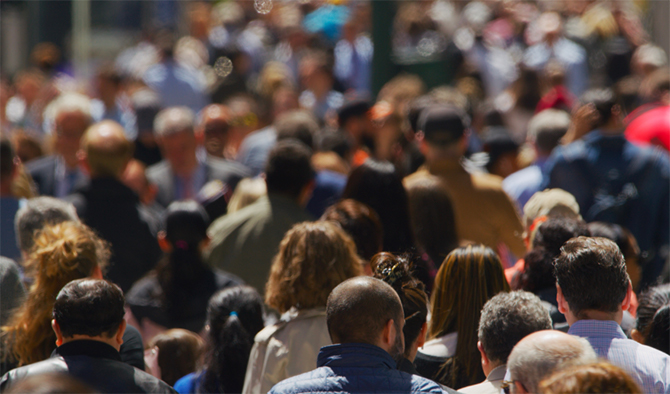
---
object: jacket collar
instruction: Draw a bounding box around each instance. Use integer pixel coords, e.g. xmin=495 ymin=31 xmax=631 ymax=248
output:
xmin=317 ymin=343 xmax=397 ymax=370
xmin=53 ymin=340 xmax=122 ymax=362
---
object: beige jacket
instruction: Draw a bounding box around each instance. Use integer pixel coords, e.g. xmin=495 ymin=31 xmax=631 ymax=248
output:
xmin=242 ymin=308 xmax=331 ymax=394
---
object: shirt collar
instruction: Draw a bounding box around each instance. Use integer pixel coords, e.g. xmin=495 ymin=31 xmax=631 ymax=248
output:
xmin=487 ymin=365 xmax=507 ymax=382
xmin=568 ymin=319 xmax=626 ymax=339
xmin=53 ymin=339 xmax=122 ymax=361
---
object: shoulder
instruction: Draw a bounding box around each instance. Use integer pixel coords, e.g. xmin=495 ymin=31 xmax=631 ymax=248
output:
xmin=268 ymin=367 xmax=338 ymax=394
xmin=174 ymin=372 xmax=199 ymax=394
xmin=132 ymin=367 xmax=178 ymax=393
xmin=206 ymin=157 xmax=252 ymax=178
xmin=213 ymin=269 xmax=245 ymax=288
xmin=25 ymin=155 xmax=57 ymax=174
xmin=1 ymin=358 xmax=67 ymax=390
xmin=146 ymin=161 xmax=171 ymax=179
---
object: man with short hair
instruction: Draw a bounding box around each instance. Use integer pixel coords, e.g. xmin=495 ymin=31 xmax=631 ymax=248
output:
xmin=545 ymin=88 xmax=669 ymax=289
xmin=404 ymin=105 xmax=525 ymax=258
xmin=206 ymin=140 xmax=315 ymax=294
xmin=269 ymin=277 xmax=446 ymax=393
xmin=67 ymin=120 xmax=161 ymax=292
xmin=27 ymin=92 xmax=92 ymax=197
xmin=554 ymin=236 xmax=670 ymax=393
xmin=0 ymin=279 xmax=175 ymax=393
xmin=506 ymin=330 xmax=596 ymax=394
xmin=460 ymin=291 xmax=552 ymax=394
xmin=147 ymin=106 xmax=251 ymax=208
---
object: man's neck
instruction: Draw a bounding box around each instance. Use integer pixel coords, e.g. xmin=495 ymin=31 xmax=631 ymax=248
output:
xmin=61 ymin=335 xmax=120 ymax=351
xmin=568 ymin=310 xmax=622 ymax=326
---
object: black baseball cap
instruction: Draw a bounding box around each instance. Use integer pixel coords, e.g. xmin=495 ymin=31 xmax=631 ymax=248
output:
xmin=418 ymin=105 xmax=469 ymax=146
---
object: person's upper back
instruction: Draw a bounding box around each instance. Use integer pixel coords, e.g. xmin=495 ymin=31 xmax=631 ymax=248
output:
xmin=269 ymin=343 xmax=445 ymax=394
xmin=405 ymin=163 xmax=525 ymax=257
xmin=0 ymin=340 xmax=176 ymax=394
xmin=569 ymin=319 xmax=670 ymax=394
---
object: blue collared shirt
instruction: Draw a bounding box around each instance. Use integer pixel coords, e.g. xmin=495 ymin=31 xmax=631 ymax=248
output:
xmin=569 ymin=320 xmax=670 ymax=393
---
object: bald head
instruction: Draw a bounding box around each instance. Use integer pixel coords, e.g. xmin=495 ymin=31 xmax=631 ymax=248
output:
xmin=82 ymin=121 xmax=134 ymax=178
xmin=508 ymin=330 xmax=596 ymax=393
xmin=327 ymin=277 xmax=403 ymax=346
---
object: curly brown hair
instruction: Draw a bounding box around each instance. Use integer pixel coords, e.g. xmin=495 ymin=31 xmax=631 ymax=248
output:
xmin=265 ymin=221 xmax=362 ymax=313
xmin=539 ymin=362 xmax=642 ymax=394
xmin=2 ymin=221 xmax=109 ymax=366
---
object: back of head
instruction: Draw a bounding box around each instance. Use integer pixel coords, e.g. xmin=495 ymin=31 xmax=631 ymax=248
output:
xmin=132 ymin=89 xmax=162 ymax=134
xmin=532 ymin=217 xmax=591 ymax=255
xmin=372 ymin=253 xmax=428 ymax=357
xmin=553 ymin=236 xmax=629 ymax=317
xmin=53 ymin=279 xmax=124 ymax=339
xmin=148 ymin=329 xmax=204 ymax=386
xmin=164 ymin=200 xmax=210 ymax=248
xmin=3 ymin=221 xmax=108 ymax=366
xmin=478 ymin=291 xmax=552 ymax=366
xmin=275 ymin=110 xmax=319 ymax=149
xmin=523 ymin=189 xmax=581 ymax=230
xmin=154 ymin=106 xmax=195 ymax=138
xmin=527 ymin=109 xmax=570 ymax=154
xmin=539 ymin=362 xmax=642 ymax=394
xmin=320 ymin=199 xmax=383 ymax=262
xmin=430 ymin=244 xmax=510 ymax=388
xmin=326 ymin=276 xmax=403 ymax=345
xmin=264 ymin=140 xmax=315 ymax=198
xmin=342 ymin=159 xmax=413 ymax=253
xmin=44 ymin=92 xmax=93 ymax=130
xmin=203 ymin=285 xmax=265 ymax=393
xmin=81 ymin=121 xmax=134 ymax=178
xmin=579 ymin=88 xmax=617 ymax=129
xmin=418 ymin=105 xmax=469 ymax=148
xmin=405 ymin=175 xmax=458 ymax=264
xmin=508 ymin=330 xmax=597 ymax=393
xmin=635 ymin=283 xmax=670 ymax=354
xmin=266 ymin=221 xmax=362 ymax=313
xmin=15 ymin=197 xmax=79 ymax=253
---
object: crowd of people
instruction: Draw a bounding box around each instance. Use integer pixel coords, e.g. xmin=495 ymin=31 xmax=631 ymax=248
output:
xmin=1 ymin=0 xmax=669 ymax=392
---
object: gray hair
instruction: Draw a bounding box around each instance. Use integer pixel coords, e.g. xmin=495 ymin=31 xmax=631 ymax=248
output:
xmin=43 ymin=92 xmax=93 ymax=133
xmin=153 ymin=106 xmax=195 ymax=137
xmin=527 ymin=109 xmax=570 ymax=154
xmin=508 ymin=334 xmax=596 ymax=393
xmin=15 ymin=197 xmax=79 ymax=252
xmin=478 ymin=291 xmax=552 ymax=364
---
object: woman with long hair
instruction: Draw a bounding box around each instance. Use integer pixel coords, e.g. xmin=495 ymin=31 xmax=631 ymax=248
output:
xmin=126 ymin=200 xmax=242 ymax=343
xmin=1 ymin=221 xmax=109 ymax=369
xmin=371 ymin=252 xmax=429 ymax=374
xmin=342 ymin=159 xmax=414 ymax=255
xmin=415 ymin=244 xmax=510 ymax=389
xmin=174 ymin=286 xmax=265 ymax=393
xmin=243 ymin=221 xmax=363 ymax=394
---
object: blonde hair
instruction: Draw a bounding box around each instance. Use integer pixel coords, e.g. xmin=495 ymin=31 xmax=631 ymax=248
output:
xmin=81 ymin=121 xmax=134 ymax=178
xmin=265 ymin=221 xmax=362 ymax=313
xmin=2 ymin=221 xmax=109 ymax=366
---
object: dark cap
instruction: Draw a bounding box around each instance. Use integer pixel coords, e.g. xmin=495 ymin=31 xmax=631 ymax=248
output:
xmin=337 ymin=99 xmax=371 ymax=125
xmin=418 ymin=105 xmax=469 ymax=146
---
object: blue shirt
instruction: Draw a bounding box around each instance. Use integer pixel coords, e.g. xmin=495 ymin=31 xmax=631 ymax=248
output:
xmin=523 ymin=37 xmax=588 ymax=97
xmin=568 ymin=320 xmax=670 ymax=393
xmin=502 ymin=158 xmax=548 ymax=212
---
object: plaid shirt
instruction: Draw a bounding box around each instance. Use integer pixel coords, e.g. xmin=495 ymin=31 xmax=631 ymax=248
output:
xmin=569 ymin=320 xmax=670 ymax=393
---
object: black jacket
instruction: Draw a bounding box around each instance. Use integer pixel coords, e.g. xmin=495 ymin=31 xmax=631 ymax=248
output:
xmin=26 ymin=155 xmax=88 ymax=197
xmin=67 ymin=177 xmax=162 ymax=292
xmin=0 ymin=340 xmax=176 ymax=393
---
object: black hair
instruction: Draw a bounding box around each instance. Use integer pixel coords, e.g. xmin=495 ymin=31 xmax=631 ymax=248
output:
xmin=201 ymin=286 xmax=265 ymax=394
xmin=371 ymin=253 xmax=427 ymax=359
xmin=321 ymin=199 xmax=384 ymax=262
xmin=554 ymin=237 xmax=629 ymax=317
xmin=275 ymin=110 xmax=318 ymax=149
xmin=156 ymin=200 xmax=213 ymax=325
xmin=532 ymin=217 xmax=591 ymax=256
xmin=53 ymin=279 xmax=125 ymax=338
xmin=264 ymin=140 xmax=315 ymax=198
xmin=636 ymin=283 xmax=670 ymax=355
xmin=1 ymin=138 xmax=15 ymax=180
xmin=342 ymin=159 xmax=414 ymax=254
xmin=580 ymin=88 xmax=617 ymax=128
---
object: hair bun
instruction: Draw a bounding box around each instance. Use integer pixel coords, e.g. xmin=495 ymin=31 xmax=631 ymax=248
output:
xmin=371 ymin=252 xmax=413 ymax=288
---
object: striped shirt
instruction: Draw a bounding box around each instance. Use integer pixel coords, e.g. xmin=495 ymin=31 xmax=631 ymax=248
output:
xmin=569 ymin=320 xmax=670 ymax=393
